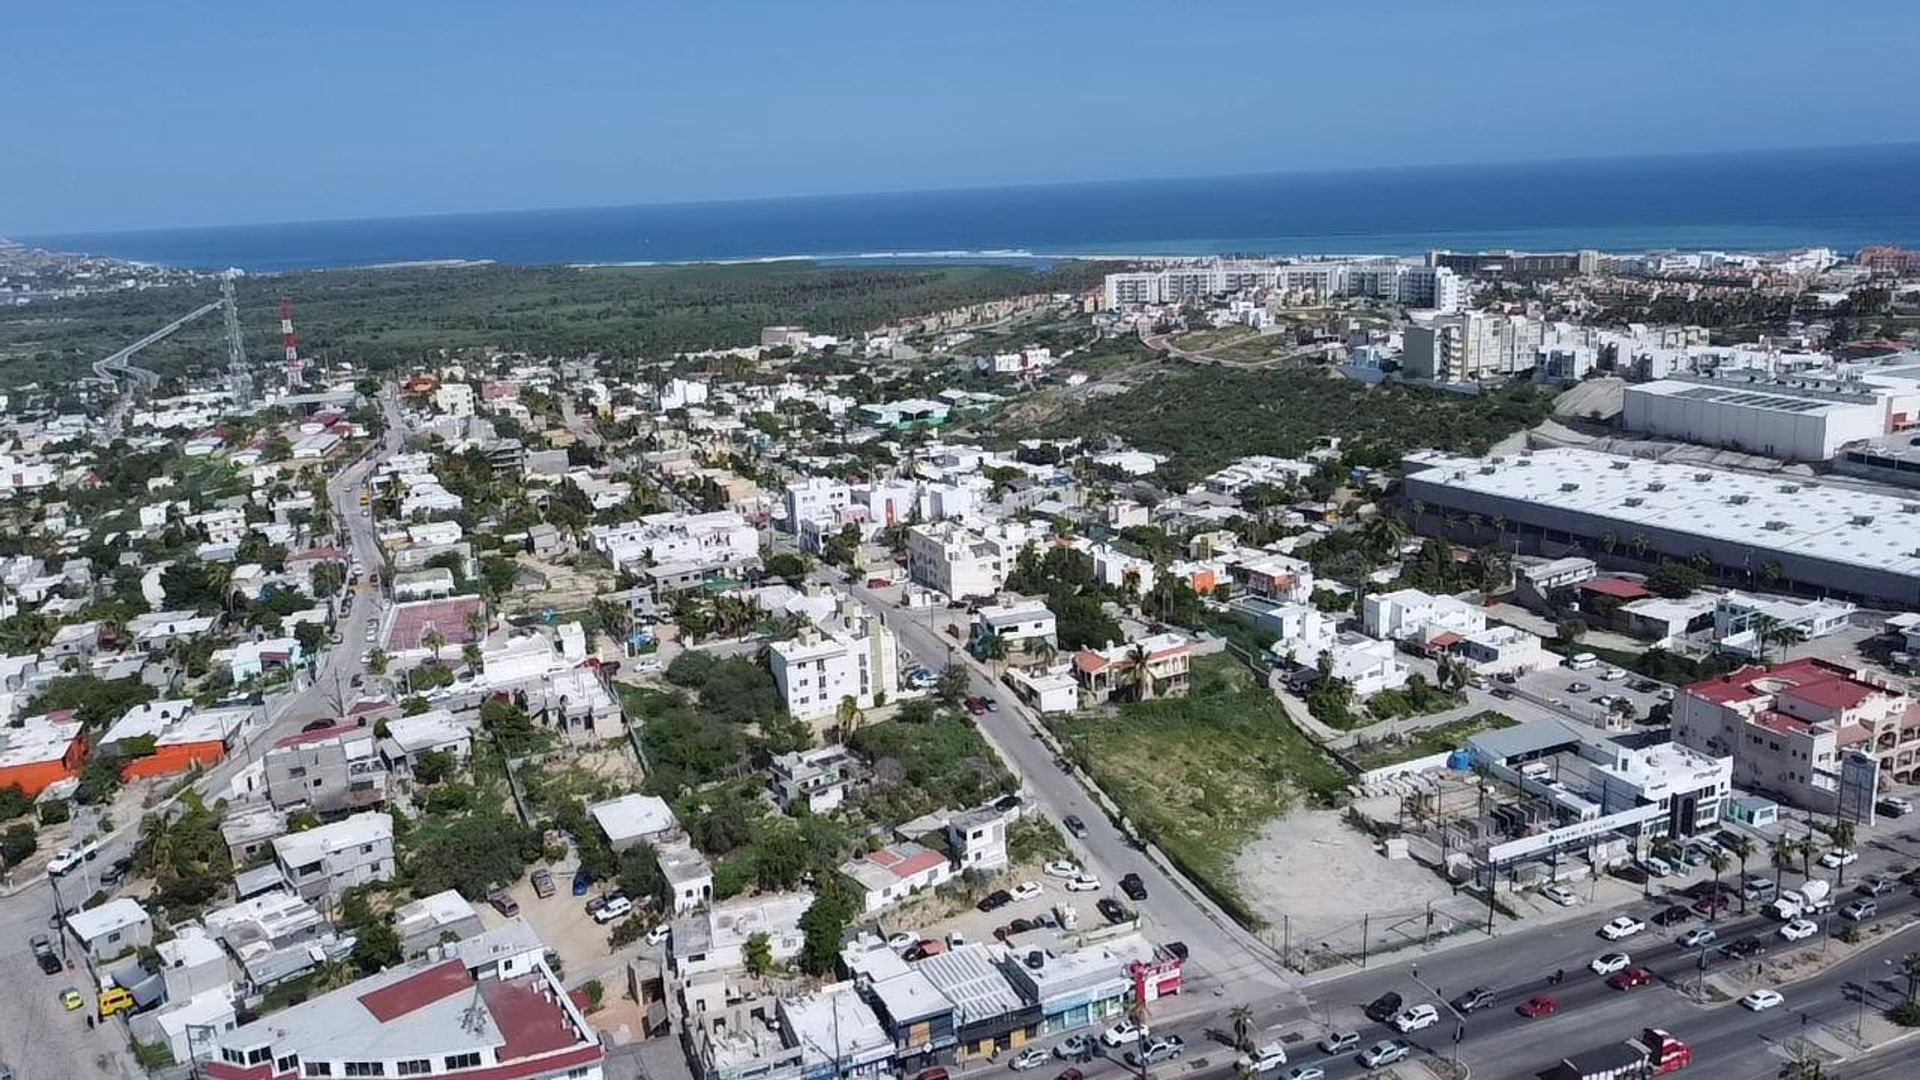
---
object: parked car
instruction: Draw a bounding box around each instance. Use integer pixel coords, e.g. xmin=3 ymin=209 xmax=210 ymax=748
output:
xmin=1567 ymin=681 xmax=1592 ymax=694
xmin=1363 ymin=992 xmax=1403 ymax=1023
xmin=646 ymin=923 xmax=671 ymax=946
xmin=1119 ymin=873 xmax=1148 ymax=901
xmin=1010 ymin=881 xmax=1043 ymax=902
xmin=1100 ymin=1020 xmax=1145 ymax=1047
xmin=1651 ymin=905 xmax=1694 ymax=927
xmin=1055 ymin=1035 xmax=1091 ymax=1060
xmin=978 ymin=890 xmax=1014 ymax=913
xmin=1127 ymin=1037 xmax=1185 ymax=1067
xmin=1065 ymin=874 xmax=1101 ymax=893
xmin=1843 ymin=899 xmax=1878 ymax=922
xmin=1516 ymin=995 xmax=1558 ymax=1018
xmin=1742 ymin=989 xmax=1785 ymax=1011
xmin=887 ymin=932 xmax=914 ymax=951
xmin=98 ymin=987 xmax=135 ymax=1019
xmin=572 ymin=868 xmax=592 ymax=896
xmin=592 ymin=895 xmax=633 ymax=924
xmin=1541 ymin=884 xmax=1578 ymax=906
xmin=531 ymin=869 xmax=555 ymax=898
xmin=1096 ymin=898 xmax=1130 ymax=925
xmin=1860 ymin=876 xmax=1897 ymax=898
xmin=488 ymin=890 xmax=520 ymax=917
xmin=1010 ymin=1048 xmax=1050 ymax=1071
xmin=1283 ymin=1067 xmax=1325 ymax=1080
xmin=31 ymin=934 xmax=59 ymax=976
xmin=1821 ymin=849 xmax=1859 ymax=869
xmin=1642 ymin=856 xmax=1676 ymax=878
xmin=1877 ymin=796 xmax=1914 ymax=818
xmin=1063 ymin=815 xmax=1089 ymax=838
xmin=1722 ymin=937 xmax=1765 ymax=960
xmin=1450 ymin=986 xmax=1496 ymax=1014
xmin=965 ymin=697 xmax=988 ymax=715
xmin=1044 ymin=861 xmax=1081 ymax=879
xmin=1236 ymin=1042 xmax=1288 ymax=1074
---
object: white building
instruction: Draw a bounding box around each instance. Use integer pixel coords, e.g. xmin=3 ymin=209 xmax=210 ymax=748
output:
xmin=1362 ymin=588 xmax=1488 ymax=645
xmin=1712 ymin=591 xmax=1857 ymax=657
xmin=906 ymin=520 xmax=1033 ymax=600
xmin=589 ymin=511 xmax=759 ymax=571
xmin=432 ymin=382 xmax=476 ymax=418
xmin=1622 ymin=373 xmax=1913 ymax=462
xmin=838 ymin=842 xmax=954 ymax=915
xmin=1403 ymin=312 xmax=1544 ymax=383
xmin=588 ymin=793 xmax=681 ymax=852
xmin=970 ymin=600 xmax=1058 ymax=658
xmin=271 ymin=812 xmax=395 ymax=903
xmin=768 ymin=601 xmax=899 ymax=721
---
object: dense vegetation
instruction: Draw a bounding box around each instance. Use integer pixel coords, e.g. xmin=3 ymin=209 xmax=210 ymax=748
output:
xmin=1012 ymin=366 xmax=1552 ymax=481
xmin=0 ymin=260 xmax=1103 ymax=385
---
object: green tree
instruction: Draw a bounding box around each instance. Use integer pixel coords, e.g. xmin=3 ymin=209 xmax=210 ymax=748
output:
xmin=617 ymin=843 xmax=669 ymax=910
xmin=744 ymin=931 xmax=773 ymax=976
xmin=934 ymin=664 xmax=970 ymax=707
xmin=797 ymin=882 xmax=856 ymax=976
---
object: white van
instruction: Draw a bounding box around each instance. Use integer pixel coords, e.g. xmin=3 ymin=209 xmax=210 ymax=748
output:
xmin=1567 ymin=652 xmax=1600 ymax=670
xmin=1055 ymin=903 xmax=1079 ymax=931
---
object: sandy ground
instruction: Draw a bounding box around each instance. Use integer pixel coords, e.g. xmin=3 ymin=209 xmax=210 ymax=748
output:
xmin=1234 ymin=807 xmax=1475 ymax=962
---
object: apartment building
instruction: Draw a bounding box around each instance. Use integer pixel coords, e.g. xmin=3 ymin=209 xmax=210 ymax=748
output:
xmin=1673 ymin=658 xmax=1920 ymax=809
xmin=969 ymin=600 xmax=1058 ymax=660
xmin=271 ymin=812 xmax=396 ymax=903
xmin=1402 ymin=311 xmax=1544 ymax=383
xmin=263 ymin=724 xmax=389 ymax=815
xmin=1363 ymin=587 xmax=1488 ymax=645
xmin=906 ymin=521 xmax=1034 ymax=600
xmin=588 ymin=511 xmax=760 ymax=571
xmin=768 ymin=603 xmax=900 ymax=721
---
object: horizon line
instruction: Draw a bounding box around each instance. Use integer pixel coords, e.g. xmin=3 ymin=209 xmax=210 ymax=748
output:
xmin=15 ymin=138 xmax=1920 ymax=243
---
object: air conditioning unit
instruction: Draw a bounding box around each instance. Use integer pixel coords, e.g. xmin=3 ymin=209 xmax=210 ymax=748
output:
xmin=1728 ymin=495 xmax=1750 ymax=505
xmin=1560 ymin=482 xmax=1581 ymax=493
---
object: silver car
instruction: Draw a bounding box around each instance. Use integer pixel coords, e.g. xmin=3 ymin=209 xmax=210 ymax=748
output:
xmin=1359 ymin=1040 xmax=1410 ymax=1070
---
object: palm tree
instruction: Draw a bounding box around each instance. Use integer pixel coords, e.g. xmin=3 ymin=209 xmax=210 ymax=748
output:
xmin=1901 ymin=951 xmax=1920 ymax=1004
xmin=367 ymin=648 xmax=390 ymax=676
xmin=461 ymin=642 xmax=483 ymax=675
xmin=1727 ymin=835 xmax=1755 ymax=914
xmin=977 ymin=632 xmax=1009 ymax=668
xmin=1126 ymin=642 xmax=1155 ymax=701
xmin=1771 ymin=836 xmax=1799 ymax=891
xmin=1029 ymin=639 xmax=1058 ymax=670
xmin=1228 ymin=1003 xmax=1254 ymax=1052
xmin=1706 ymin=853 xmax=1731 ymax=922
xmin=423 ymin=628 xmax=447 ymax=660
xmin=834 ymin=695 xmax=865 ymax=741
xmin=465 ymin=609 xmax=488 ymax=640
xmin=1828 ymin=820 xmax=1858 ymax=886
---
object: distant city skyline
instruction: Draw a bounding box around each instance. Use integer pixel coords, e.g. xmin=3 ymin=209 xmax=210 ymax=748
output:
xmin=6 ymin=1 xmax=1918 ymax=234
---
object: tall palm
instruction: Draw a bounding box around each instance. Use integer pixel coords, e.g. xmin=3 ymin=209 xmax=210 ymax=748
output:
xmin=1126 ymin=642 xmax=1154 ymax=701
xmin=461 ymin=642 xmax=483 ymax=675
xmin=834 ymin=695 xmax=865 ymax=741
xmin=423 ymin=628 xmax=447 ymax=659
xmin=1902 ymin=951 xmax=1920 ymax=1004
xmin=1727 ymin=835 xmax=1755 ymax=914
xmin=1828 ymin=820 xmax=1858 ymax=886
xmin=1029 ymin=638 xmax=1058 ymax=670
xmin=1771 ymin=836 xmax=1799 ymax=891
xmin=367 ymin=648 xmax=390 ymax=676
xmin=978 ymin=632 xmax=1009 ymax=667
xmin=1228 ymin=1003 xmax=1254 ymax=1052
xmin=1706 ymin=853 xmax=1731 ymax=923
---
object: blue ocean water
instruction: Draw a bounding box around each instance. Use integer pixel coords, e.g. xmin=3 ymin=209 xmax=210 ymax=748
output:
xmin=24 ymin=144 xmax=1920 ymax=272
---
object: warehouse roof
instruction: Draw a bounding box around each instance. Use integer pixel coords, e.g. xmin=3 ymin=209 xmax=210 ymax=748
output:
xmin=1405 ymin=447 xmax=1920 ymax=577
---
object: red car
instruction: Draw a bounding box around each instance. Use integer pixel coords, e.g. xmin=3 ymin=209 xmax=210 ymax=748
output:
xmin=1516 ymin=995 xmax=1558 ymax=1018
xmin=866 ymin=578 xmax=891 ymax=589
xmin=1692 ymin=896 xmax=1729 ymax=916
xmin=965 ymin=697 xmax=987 ymax=715
xmin=1608 ymin=966 xmax=1656 ymax=991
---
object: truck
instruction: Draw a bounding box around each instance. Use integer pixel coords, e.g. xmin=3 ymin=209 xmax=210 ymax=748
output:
xmin=1768 ymin=879 xmax=1831 ymax=920
xmin=1549 ymin=1028 xmax=1692 ymax=1080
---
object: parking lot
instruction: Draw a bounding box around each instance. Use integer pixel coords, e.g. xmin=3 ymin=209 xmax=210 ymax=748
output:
xmin=1506 ymin=659 xmax=1672 ymax=729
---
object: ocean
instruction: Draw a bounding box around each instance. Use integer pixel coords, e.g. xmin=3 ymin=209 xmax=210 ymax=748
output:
xmin=23 ymin=143 xmax=1920 ymax=272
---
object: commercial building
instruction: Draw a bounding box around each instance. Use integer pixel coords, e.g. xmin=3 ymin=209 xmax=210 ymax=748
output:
xmin=1403 ymin=447 xmax=1920 ymax=607
xmin=1621 ymin=373 xmax=1918 ymax=461
xmin=1674 ymin=658 xmax=1920 ymax=806
xmin=203 ymin=925 xmax=602 ymax=1080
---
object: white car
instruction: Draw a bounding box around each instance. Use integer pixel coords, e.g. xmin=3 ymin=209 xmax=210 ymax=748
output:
xmin=1741 ymin=988 xmax=1785 ymax=1011
xmin=1600 ymin=916 xmax=1646 ymax=941
xmin=1391 ymin=1004 xmax=1439 ymax=1033
xmin=46 ymin=847 xmax=88 ymax=877
xmin=1679 ymin=927 xmax=1717 ymax=949
xmin=1358 ymin=1041 xmax=1410 ymax=1070
xmin=1044 ymin=861 xmax=1081 ymax=879
xmin=1541 ymin=884 xmax=1579 ymax=907
xmin=1778 ymin=919 xmax=1819 ymax=942
xmin=1010 ymin=881 xmax=1043 ymax=902
xmin=1236 ymin=1043 xmax=1288 ymax=1074
xmin=1100 ymin=1020 xmax=1145 ymax=1047
xmin=592 ymin=896 xmax=633 ymax=924
xmin=1591 ymin=951 xmax=1632 ymax=976
xmin=1819 ymin=849 xmax=1858 ymax=869
xmin=887 ymin=931 xmax=914 ymax=951
xmin=1065 ymin=874 xmax=1102 ymax=892
xmin=1010 ymin=1048 xmax=1050 ymax=1071
xmin=645 ymin=923 xmax=670 ymax=946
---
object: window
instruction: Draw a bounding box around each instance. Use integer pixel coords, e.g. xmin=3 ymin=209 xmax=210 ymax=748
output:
xmin=288 ymin=766 xmax=308 ymax=778
xmin=277 ymin=1055 xmax=301 ymax=1073
xmin=345 ymin=1064 xmax=385 ymax=1077
xmin=248 ymin=1048 xmax=274 ymax=1066
xmin=397 ymin=1061 xmax=432 ymax=1077
xmin=445 ymin=1052 xmax=483 ymax=1070
xmin=303 ymin=1064 xmax=333 ymax=1078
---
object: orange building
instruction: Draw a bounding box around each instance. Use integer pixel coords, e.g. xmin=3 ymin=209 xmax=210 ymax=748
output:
xmin=0 ymin=713 xmax=88 ymax=797
xmin=112 ymin=708 xmax=251 ymax=782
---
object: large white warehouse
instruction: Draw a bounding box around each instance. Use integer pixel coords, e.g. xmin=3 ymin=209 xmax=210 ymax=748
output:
xmin=1621 ymin=370 xmax=1920 ymax=461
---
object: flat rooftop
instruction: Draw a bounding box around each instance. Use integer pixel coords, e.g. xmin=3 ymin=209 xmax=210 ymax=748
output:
xmin=1406 ymin=447 xmax=1920 ymax=577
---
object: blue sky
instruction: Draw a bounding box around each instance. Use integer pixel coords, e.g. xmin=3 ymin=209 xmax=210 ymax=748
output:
xmin=5 ymin=1 xmax=1916 ymax=235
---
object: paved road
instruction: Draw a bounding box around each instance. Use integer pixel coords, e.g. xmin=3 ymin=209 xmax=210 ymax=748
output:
xmin=813 ymin=566 xmax=1300 ymax=1008
xmin=0 ymin=386 xmax=406 ymax=1080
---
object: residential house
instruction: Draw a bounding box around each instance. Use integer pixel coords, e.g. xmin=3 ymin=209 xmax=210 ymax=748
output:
xmin=1071 ymin=633 xmax=1194 ymax=703
xmin=271 ymin=812 xmax=396 ymax=903
xmin=839 ymin=842 xmax=954 ymax=915
xmin=66 ymin=898 xmax=153 ymax=962
xmin=264 ymin=725 xmax=389 ymax=815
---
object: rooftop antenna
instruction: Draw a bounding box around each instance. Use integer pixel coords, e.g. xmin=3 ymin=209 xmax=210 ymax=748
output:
xmin=281 ymin=295 xmax=306 ymax=388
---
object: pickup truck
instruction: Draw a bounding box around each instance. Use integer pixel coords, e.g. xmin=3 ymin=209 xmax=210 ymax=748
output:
xmin=31 ymin=934 xmax=60 ymax=975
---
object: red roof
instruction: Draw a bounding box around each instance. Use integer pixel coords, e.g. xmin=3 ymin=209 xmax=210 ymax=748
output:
xmin=1074 ymin=651 xmax=1108 ymax=674
xmin=865 ymin=844 xmax=949 ymax=880
xmin=1783 ymin=676 xmax=1879 ymax=713
xmin=1580 ymin=577 xmax=1654 ymax=601
xmin=482 ymin=977 xmax=583 ymax=1059
xmin=357 ymin=959 xmax=473 ymax=1022
xmin=385 ymin=596 xmax=487 ymax=652
xmin=1427 ymin=631 xmax=1464 ymax=649
xmin=1687 ymin=658 xmax=1892 ymax=714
